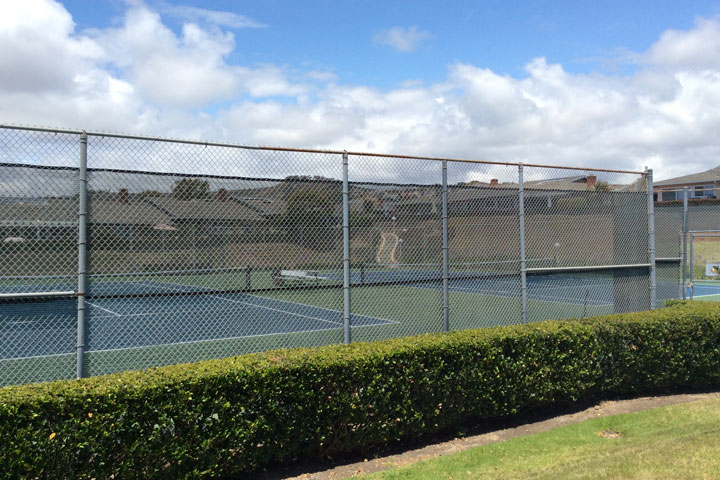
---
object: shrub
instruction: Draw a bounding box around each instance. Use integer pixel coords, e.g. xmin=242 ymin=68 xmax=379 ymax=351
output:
xmin=1 ymin=302 xmax=720 ymax=479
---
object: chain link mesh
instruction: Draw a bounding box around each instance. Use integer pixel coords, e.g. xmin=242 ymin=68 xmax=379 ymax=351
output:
xmin=521 ymin=166 xmax=650 ymax=319
xmin=652 ymin=191 xmax=720 ymax=303
xmin=1 ymin=126 xmax=652 ymax=386
xmin=0 ymin=129 xmax=79 ymax=385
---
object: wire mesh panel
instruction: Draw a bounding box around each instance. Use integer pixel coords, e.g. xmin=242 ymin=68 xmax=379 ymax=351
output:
xmin=654 ymin=201 xmax=684 ymax=302
xmin=0 ymin=129 xmax=79 ymax=386
xmin=685 ymin=203 xmax=720 ymax=300
xmin=521 ymin=166 xmax=649 ymax=321
xmin=347 ymin=155 xmax=443 ymax=342
xmin=689 ymin=232 xmax=720 ymax=300
xmin=446 ymin=161 xmax=523 ymax=329
xmin=0 ymin=124 xmax=657 ymax=386
xmin=84 ymin=137 xmax=344 ymax=376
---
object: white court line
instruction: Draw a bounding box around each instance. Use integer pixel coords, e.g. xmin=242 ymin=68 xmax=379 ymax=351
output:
xmin=132 ymin=279 xmax=395 ymax=326
xmin=86 ymin=316 xmax=398 ymax=355
xmin=1 ymin=351 xmax=77 ymax=362
xmin=86 ymin=301 xmax=121 ymax=316
xmin=108 ymin=281 xmax=348 ymax=327
xmin=238 ymin=291 xmax=398 ymax=325
xmin=208 ymin=294 xmax=345 ymax=327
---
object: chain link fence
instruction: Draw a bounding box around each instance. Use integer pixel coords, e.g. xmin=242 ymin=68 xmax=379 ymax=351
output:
xmin=654 ymin=188 xmax=720 ymax=303
xmin=1 ymin=125 xmax=653 ymax=386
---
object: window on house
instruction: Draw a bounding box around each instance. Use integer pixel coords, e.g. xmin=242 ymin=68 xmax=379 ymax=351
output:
xmin=661 ymin=190 xmax=676 ymax=201
xmin=695 ymin=185 xmax=715 ymax=198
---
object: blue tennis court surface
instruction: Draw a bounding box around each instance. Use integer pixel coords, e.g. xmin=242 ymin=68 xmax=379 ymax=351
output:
xmin=0 ymin=292 xmax=394 ymax=359
xmin=413 ymin=275 xmax=617 ymax=306
xmin=690 ymin=283 xmax=720 ymax=297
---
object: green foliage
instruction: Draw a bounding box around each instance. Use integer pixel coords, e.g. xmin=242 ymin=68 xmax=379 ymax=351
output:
xmin=139 ymin=190 xmax=162 ymax=198
xmin=664 ymin=299 xmax=688 ymax=307
xmin=593 ymin=181 xmax=611 ymax=192
xmin=281 ymin=188 xmax=340 ymax=250
xmin=555 ymin=196 xmax=587 ymax=209
xmin=2 ymin=302 xmax=720 ymax=479
xmin=173 ymin=178 xmax=210 ymax=200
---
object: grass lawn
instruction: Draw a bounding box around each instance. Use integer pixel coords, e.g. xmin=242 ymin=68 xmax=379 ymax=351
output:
xmin=356 ymin=397 xmax=720 ymax=480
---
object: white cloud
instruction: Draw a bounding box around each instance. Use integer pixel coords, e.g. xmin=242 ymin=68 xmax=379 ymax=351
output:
xmin=1 ymin=2 xmax=720 ymax=181
xmin=89 ymin=5 xmax=241 ymax=107
xmin=372 ymin=26 xmax=433 ymax=52
xmin=0 ymin=0 xmax=102 ymax=93
xmin=161 ymin=4 xmax=266 ymax=29
xmin=644 ymin=17 xmax=720 ymax=69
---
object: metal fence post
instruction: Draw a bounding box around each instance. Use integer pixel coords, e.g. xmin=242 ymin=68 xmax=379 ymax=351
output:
xmin=77 ymin=132 xmax=88 ymax=378
xmin=342 ymin=151 xmax=351 ymax=344
xmin=689 ymin=232 xmax=694 ymax=299
xmin=442 ymin=160 xmax=449 ymax=332
xmin=682 ymin=187 xmax=689 ymax=299
xmin=518 ymin=164 xmax=528 ymax=323
xmin=646 ymin=168 xmax=656 ymax=309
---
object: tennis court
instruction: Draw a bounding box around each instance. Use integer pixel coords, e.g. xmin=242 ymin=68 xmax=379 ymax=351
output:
xmin=1 ymin=264 xmax=637 ymax=361
xmin=0 ymin=289 xmax=394 ymax=360
xmin=1 ymin=125 xmax=662 ymax=386
xmin=689 ymin=282 xmax=720 ymax=300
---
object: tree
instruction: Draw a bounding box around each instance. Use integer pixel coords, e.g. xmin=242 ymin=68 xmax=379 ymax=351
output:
xmin=594 ymin=181 xmax=611 ymax=192
xmin=281 ymin=188 xmax=340 ymax=250
xmin=173 ymin=179 xmax=210 ymax=200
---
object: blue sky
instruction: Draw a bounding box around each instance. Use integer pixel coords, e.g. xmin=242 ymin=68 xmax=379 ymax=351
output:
xmin=61 ymin=0 xmax=720 ymax=84
xmin=2 ymin=0 xmax=720 ymax=179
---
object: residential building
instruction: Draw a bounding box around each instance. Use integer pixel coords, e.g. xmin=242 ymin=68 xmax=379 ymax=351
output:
xmin=654 ymin=166 xmax=720 ymax=201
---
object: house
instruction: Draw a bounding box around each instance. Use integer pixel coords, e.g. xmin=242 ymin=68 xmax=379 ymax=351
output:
xmin=388 ymin=174 xmax=629 ymax=219
xmin=654 ymin=166 xmax=720 ymax=201
xmin=84 ymin=189 xmax=177 ymax=261
xmin=0 ymin=197 xmax=77 ymax=244
xmin=145 ymin=189 xmax=266 ymax=239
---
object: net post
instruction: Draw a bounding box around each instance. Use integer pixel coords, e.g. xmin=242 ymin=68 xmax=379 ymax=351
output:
xmin=689 ymin=232 xmax=694 ymax=299
xmin=682 ymin=187 xmax=688 ymax=299
xmin=518 ymin=163 xmax=528 ymax=323
xmin=442 ymin=160 xmax=449 ymax=332
xmin=342 ymin=151 xmax=351 ymax=344
xmin=76 ymin=131 xmax=88 ymax=379
xmin=646 ymin=168 xmax=656 ymax=309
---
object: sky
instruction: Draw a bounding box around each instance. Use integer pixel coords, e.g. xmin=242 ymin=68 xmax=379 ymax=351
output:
xmin=2 ymin=0 xmax=720 ymax=180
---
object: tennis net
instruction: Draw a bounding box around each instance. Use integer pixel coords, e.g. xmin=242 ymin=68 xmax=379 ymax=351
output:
xmin=0 ymin=266 xmax=252 ymax=300
xmin=352 ymin=257 xmax=555 ymax=286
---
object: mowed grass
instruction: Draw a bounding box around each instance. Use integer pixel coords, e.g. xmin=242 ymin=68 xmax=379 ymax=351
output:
xmin=692 ymin=237 xmax=720 ymax=279
xmin=356 ymin=397 xmax=720 ymax=480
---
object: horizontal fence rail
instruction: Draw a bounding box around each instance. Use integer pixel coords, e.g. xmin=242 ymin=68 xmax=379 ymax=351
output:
xmin=0 ymin=124 xmax=657 ymax=386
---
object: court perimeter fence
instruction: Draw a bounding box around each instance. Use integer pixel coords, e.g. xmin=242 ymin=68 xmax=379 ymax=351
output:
xmin=1 ymin=125 xmax=659 ymax=386
xmin=655 ymin=190 xmax=720 ymax=300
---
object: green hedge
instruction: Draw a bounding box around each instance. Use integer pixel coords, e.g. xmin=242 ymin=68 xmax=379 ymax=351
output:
xmin=2 ymin=301 xmax=720 ymax=479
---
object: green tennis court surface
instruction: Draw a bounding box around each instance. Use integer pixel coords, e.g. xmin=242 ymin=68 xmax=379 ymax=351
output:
xmin=1 ymin=265 xmax=635 ymax=385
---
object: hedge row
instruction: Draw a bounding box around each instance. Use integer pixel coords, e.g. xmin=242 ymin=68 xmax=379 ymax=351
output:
xmin=2 ymin=301 xmax=720 ymax=479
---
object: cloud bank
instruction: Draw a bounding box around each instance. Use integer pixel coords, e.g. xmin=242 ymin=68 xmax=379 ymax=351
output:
xmin=1 ymin=0 xmax=720 ymax=180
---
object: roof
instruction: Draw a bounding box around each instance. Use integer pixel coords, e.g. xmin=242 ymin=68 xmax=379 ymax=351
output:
xmin=654 ymin=165 xmax=720 ymax=187
xmin=230 ymin=179 xmax=341 ymax=217
xmin=89 ymin=199 xmax=172 ymax=226
xmin=146 ymin=196 xmax=265 ymax=222
xmin=0 ymin=198 xmax=76 ymax=226
xmin=229 ymin=193 xmax=286 ymax=217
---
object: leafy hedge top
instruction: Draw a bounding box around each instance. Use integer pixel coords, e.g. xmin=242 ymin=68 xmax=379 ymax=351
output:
xmin=2 ymin=300 xmax=720 ymax=479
